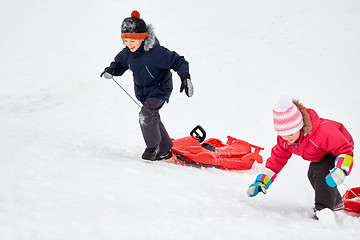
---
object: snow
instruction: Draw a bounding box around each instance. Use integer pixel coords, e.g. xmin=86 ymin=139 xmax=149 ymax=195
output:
xmin=316 ymin=208 xmax=337 ymax=227
xmin=1 ymin=0 xmax=360 ymax=239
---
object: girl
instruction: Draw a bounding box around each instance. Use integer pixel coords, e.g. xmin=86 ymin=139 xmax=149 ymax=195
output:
xmin=101 ymin=11 xmax=193 ymax=161
xmin=247 ymin=95 xmax=354 ymax=220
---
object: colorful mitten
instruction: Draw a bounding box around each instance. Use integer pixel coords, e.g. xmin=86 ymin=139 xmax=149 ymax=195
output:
xmin=326 ymin=154 xmax=354 ymax=187
xmin=334 ymin=154 xmax=354 ymax=175
xmin=326 ymin=168 xmax=345 ymax=187
xmin=247 ymin=173 xmax=273 ymax=197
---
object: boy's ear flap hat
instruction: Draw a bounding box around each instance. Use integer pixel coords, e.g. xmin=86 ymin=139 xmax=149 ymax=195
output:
xmin=273 ymin=95 xmax=304 ymax=136
xmin=121 ymin=10 xmax=148 ymax=40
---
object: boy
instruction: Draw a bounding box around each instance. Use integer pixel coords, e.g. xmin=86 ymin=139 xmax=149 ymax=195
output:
xmin=101 ymin=11 xmax=193 ymax=160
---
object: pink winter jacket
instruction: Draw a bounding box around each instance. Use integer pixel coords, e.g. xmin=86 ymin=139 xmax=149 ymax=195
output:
xmin=266 ymin=106 xmax=354 ymax=175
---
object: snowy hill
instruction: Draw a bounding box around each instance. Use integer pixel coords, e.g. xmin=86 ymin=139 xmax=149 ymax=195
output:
xmin=1 ymin=0 xmax=360 ymax=239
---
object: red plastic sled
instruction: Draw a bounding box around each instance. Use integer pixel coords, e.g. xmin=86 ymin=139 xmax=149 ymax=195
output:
xmin=167 ymin=126 xmax=264 ymax=170
xmin=342 ymin=187 xmax=360 ymax=217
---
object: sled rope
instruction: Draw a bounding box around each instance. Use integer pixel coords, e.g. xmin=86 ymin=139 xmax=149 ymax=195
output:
xmin=111 ymin=77 xmax=142 ymax=108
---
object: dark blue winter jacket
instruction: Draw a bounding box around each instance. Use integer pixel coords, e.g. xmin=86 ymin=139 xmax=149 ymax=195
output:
xmin=110 ymin=29 xmax=189 ymax=103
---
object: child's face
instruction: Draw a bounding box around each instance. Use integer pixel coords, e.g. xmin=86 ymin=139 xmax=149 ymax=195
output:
xmin=124 ymin=39 xmax=143 ymax=52
xmin=281 ymin=130 xmax=301 ymax=144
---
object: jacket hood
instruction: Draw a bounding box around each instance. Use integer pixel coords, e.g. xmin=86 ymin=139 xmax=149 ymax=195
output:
xmin=144 ymin=24 xmax=157 ymax=51
xmin=293 ymin=99 xmax=320 ymax=136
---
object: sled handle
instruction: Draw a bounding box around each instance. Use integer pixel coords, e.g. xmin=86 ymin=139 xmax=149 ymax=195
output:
xmin=190 ymin=125 xmax=206 ymax=143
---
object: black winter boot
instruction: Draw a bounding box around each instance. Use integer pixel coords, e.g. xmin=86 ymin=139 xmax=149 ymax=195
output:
xmin=142 ymin=146 xmax=159 ymax=161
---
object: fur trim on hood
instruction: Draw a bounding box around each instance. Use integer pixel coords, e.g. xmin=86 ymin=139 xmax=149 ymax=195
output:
xmin=144 ymin=24 xmax=156 ymax=51
xmin=293 ymin=99 xmax=311 ymax=135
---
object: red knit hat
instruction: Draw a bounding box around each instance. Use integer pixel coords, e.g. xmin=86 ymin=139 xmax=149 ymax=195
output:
xmin=121 ymin=10 xmax=148 ymax=40
xmin=273 ymin=96 xmax=304 ymax=136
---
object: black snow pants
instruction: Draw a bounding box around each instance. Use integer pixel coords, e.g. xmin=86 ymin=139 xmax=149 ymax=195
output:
xmin=139 ymin=98 xmax=173 ymax=153
xmin=307 ymin=153 xmax=343 ymax=211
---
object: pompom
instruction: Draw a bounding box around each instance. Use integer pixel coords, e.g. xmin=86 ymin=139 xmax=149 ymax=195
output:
xmin=274 ymin=95 xmax=293 ymax=112
xmin=131 ymin=10 xmax=140 ymax=19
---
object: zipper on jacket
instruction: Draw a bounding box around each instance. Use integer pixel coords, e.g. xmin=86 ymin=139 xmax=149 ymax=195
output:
xmin=146 ymin=66 xmax=155 ymax=79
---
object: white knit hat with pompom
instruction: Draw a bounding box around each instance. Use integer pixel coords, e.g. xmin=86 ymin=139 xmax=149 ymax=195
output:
xmin=273 ymin=96 xmax=304 ymax=136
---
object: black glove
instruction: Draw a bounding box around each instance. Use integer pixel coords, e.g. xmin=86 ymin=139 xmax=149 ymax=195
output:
xmin=100 ymin=66 xmax=117 ymax=79
xmin=180 ymin=73 xmax=194 ymax=97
